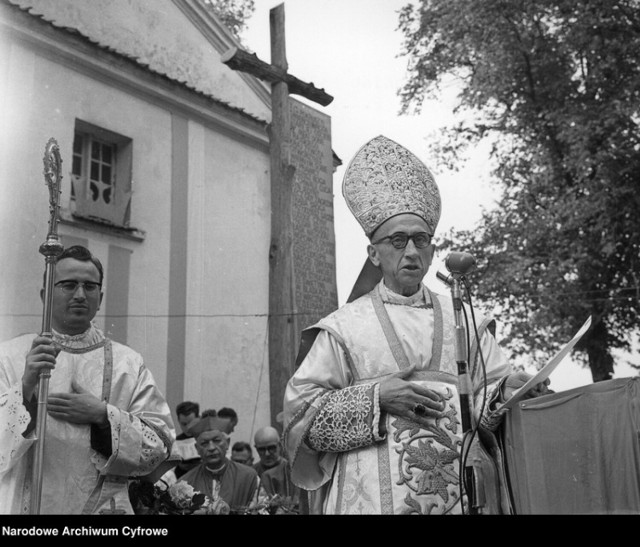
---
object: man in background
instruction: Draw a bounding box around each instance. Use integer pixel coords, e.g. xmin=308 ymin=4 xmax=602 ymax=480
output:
xmin=176 ymin=401 xmax=200 ymax=435
xmin=217 ymin=407 xmax=238 ymax=434
xmin=173 ymin=401 xmax=201 ymax=479
xmin=231 ymin=441 xmax=254 ymax=466
xmin=253 ymin=426 xmax=299 ymax=511
xmin=253 ymin=426 xmax=283 ymax=478
xmin=181 ymin=416 xmax=258 ymax=513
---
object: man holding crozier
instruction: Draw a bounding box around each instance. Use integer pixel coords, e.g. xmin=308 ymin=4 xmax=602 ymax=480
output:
xmin=0 ymin=245 xmax=174 ymax=514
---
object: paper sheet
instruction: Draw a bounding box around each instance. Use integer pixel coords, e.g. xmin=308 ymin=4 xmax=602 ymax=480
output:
xmin=501 ymin=315 xmax=592 ymax=410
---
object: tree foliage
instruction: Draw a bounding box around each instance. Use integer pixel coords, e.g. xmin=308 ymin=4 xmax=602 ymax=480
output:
xmin=199 ymin=0 xmax=255 ymax=42
xmin=398 ymin=0 xmax=640 ymax=381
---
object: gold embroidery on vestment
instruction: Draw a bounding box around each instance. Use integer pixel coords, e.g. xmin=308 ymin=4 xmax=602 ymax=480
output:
xmin=391 ymin=388 xmax=462 ymax=514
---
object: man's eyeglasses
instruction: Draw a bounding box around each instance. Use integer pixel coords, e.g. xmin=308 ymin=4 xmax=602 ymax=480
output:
xmin=371 ymin=232 xmax=433 ymax=250
xmin=54 ymin=280 xmax=102 ymax=294
xmin=255 ymin=444 xmax=279 ymax=454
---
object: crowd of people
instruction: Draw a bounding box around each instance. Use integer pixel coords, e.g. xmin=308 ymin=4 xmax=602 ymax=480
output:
xmin=128 ymin=400 xmax=299 ymax=515
xmin=0 ymin=135 xmax=552 ymax=516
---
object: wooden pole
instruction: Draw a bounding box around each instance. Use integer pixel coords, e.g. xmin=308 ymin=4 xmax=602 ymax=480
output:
xmin=267 ymin=3 xmax=296 ymax=425
xmin=220 ymin=47 xmax=333 ymax=106
xmin=220 ymin=3 xmax=332 ymax=426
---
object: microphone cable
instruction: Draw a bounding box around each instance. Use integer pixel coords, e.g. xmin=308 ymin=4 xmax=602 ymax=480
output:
xmin=456 ymin=277 xmax=490 ymax=515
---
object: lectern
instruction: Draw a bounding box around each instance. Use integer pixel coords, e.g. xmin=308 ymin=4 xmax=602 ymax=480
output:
xmin=502 ymin=377 xmax=640 ymax=514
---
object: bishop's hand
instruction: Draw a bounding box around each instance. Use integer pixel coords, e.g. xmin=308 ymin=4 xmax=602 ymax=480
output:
xmin=378 ymin=365 xmax=446 ymax=425
xmin=502 ymin=370 xmax=553 ymax=402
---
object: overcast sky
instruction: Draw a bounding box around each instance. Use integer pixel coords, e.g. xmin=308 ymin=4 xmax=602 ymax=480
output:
xmin=241 ymin=0 xmax=636 ymax=390
xmin=242 ymin=0 xmax=496 ymax=297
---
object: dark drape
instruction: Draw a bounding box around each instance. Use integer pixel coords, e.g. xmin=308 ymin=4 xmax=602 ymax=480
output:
xmin=503 ymin=376 xmax=640 ymax=514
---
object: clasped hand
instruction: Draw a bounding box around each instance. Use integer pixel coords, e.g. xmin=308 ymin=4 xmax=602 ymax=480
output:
xmin=48 ymin=379 xmax=108 ymax=426
xmin=378 ymin=366 xmax=446 ymax=425
xmin=22 ymin=336 xmax=107 ymax=426
xmin=377 ymin=367 xmax=553 ymax=427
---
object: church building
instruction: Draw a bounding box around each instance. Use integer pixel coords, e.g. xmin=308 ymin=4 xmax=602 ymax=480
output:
xmin=0 ymin=0 xmax=339 ymax=442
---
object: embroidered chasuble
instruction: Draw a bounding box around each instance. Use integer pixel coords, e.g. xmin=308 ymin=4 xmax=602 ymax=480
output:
xmin=0 ymin=323 xmax=174 ymax=514
xmin=283 ymin=281 xmax=511 ymax=515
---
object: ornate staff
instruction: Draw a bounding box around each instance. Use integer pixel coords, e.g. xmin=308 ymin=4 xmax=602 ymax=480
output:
xmin=30 ymin=138 xmax=64 ymax=515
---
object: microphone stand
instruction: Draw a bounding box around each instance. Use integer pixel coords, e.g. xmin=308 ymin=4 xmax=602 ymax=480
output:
xmin=436 ymin=270 xmax=478 ymax=514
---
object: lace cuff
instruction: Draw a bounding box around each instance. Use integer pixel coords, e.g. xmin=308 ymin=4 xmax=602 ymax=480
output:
xmin=0 ymin=382 xmax=35 ymax=473
xmin=93 ymin=405 xmax=171 ymax=476
xmin=306 ymin=383 xmax=379 ymax=453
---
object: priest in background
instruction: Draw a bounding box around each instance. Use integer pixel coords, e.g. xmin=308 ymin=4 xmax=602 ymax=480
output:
xmin=180 ymin=416 xmax=258 ymax=514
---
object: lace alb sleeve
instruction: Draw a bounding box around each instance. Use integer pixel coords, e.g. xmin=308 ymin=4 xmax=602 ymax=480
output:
xmin=305 ymin=382 xmax=384 ymax=452
xmin=0 ymin=382 xmax=35 ymax=473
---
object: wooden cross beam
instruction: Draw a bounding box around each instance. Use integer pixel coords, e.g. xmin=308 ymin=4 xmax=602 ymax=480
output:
xmin=220 ymin=3 xmax=332 ymax=427
xmin=221 ymin=47 xmax=333 ymax=107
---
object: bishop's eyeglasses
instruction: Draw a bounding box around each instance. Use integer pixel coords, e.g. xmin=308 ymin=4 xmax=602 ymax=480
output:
xmin=371 ymin=232 xmax=433 ymax=250
xmin=54 ymin=280 xmax=102 ymax=294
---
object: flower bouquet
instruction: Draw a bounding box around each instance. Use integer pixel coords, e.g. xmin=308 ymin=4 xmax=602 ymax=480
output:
xmin=129 ymin=479 xmax=229 ymax=515
xmin=236 ymin=494 xmax=299 ymax=515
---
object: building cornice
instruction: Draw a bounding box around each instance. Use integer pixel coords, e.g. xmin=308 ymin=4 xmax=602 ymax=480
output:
xmin=172 ymin=0 xmax=272 ymax=109
xmin=0 ymin=1 xmax=269 ymax=151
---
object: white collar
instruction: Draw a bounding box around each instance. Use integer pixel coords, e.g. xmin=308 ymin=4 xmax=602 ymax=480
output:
xmin=52 ymin=322 xmax=106 ymax=353
xmin=379 ymin=281 xmax=429 ymax=307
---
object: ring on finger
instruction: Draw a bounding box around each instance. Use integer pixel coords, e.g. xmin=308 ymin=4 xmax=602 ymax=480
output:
xmin=413 ymin=403 xmax=428 ymax=416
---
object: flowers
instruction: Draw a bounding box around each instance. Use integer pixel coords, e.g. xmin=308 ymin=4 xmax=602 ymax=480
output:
xmin=129 ymin=479 xmax=229 ymax=515
xmin=166 ymin=481 xmax=203 ymax=512
xmin=129 ymin=479 xmax=299 ymax=515
xmin=237 ymin=494 xmax=299 ymax=515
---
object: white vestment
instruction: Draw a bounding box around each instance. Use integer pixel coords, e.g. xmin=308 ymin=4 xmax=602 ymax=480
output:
xmin=0 ymin=324 xmax=175 ymax=514
xmin=283 ymin=282 xmax=512 ymax=514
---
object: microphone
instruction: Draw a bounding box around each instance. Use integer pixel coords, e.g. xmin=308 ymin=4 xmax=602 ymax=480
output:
xmin=445 ymin=251 xmax=476 ymax=276
xmin=437 ymin=251 xmax=477 ymax=286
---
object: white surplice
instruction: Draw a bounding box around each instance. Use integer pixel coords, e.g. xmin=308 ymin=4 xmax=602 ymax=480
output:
xmin=0 ymin=323 xmax=175 ymax=514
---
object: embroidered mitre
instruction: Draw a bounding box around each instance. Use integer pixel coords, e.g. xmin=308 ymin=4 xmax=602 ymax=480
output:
xmin=342 ymin=135 xmax=441 ymax=238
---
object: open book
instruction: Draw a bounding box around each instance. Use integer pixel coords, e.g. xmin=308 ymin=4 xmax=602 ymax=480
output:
xmin=501 ymin=315 xmax=593 ymax=410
